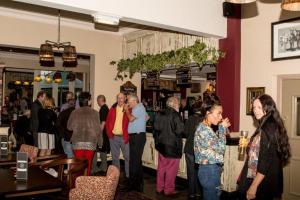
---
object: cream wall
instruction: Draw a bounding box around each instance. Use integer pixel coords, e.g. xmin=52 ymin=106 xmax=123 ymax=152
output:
xmin=0 ymin=11 xmax=141 ymax=108
xmin=240 ymin=3 xmax=300 ymax=133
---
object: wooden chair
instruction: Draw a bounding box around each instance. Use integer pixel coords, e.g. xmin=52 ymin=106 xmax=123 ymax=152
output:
xmin=41 ymin=158 xmax=88 ymax=188
xmin=30 ymin=154 xmax=67 ymax=167
xmin=69 ymin=165 xmax=120 ymax=200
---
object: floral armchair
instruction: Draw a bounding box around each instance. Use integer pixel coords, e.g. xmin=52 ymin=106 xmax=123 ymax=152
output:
xmin=69 ymin=165 xmax=120 ymax=200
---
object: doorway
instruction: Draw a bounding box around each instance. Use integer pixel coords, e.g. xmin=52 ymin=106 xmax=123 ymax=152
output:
xmin=278 ymin=75 xmax=300 ymax=200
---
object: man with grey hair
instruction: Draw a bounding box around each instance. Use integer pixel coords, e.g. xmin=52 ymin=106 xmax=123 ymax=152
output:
xmin=154 ymin=96 xmax=184 ymax=196
xmin=124 ymin=93 xmax=148 ymax=192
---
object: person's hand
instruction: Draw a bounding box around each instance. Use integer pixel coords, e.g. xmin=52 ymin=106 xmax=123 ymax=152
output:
xmin=123 ymin=104 xmax=129 ymax=112
xmin=246 ymin=185 xmax=257 ymax=200
xmin=221 ymin=118 xmax=231 ymax=129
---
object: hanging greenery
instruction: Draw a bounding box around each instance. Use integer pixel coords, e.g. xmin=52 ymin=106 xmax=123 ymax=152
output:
xmin=110 ymin=40 xmax=225 ymax=80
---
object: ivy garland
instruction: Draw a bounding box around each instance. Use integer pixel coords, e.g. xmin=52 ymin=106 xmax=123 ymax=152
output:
xmin=110 ymin=40 xmax=225 ymax=80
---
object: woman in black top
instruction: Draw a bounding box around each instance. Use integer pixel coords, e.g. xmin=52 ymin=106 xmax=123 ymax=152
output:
xmin=38 ymin=97 xmax=57 ymax=156
xmin=237 ymin=94 xmax=291 ymax=200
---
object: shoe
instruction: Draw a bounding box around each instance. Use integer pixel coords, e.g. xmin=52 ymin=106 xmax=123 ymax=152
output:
xmin=164 ymin=190 xmax=179 ymax=196
xmin=156 ymin=190 xmax=164 ymax=195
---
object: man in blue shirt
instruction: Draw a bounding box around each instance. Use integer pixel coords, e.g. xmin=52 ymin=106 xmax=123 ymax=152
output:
xmin=124 ymin=94 xmax=148 ymax=192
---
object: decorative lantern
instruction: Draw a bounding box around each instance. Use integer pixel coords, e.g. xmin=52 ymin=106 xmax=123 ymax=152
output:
xmin=63 ymin=46 xmax=78 ymax=67
xmin=53 ymin=71 xmax=62 ymax=83
xmin=39 ymin=43 xmax=54 ymax=67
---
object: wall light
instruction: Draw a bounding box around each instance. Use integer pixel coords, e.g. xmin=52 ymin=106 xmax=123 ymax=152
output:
xmin=92 ymin=13 xmax=120 ymax=26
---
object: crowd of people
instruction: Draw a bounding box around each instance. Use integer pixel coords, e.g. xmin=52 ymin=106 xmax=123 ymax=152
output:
xmin=12 ymin=90 xmax=291 ymax=200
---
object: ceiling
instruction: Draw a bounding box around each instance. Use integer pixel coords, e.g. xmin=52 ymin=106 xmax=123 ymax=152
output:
xmin=0 ymin=1 xmax=171 ymax=34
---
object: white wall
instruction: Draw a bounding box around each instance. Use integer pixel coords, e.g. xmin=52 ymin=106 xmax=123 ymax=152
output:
xmin=0 ymin=9 xmax=141 ymax=108
xmin=240 ymin=3 xmax=300 ymax=133
xmin=15 ymin=0 xmax=227 ymax=38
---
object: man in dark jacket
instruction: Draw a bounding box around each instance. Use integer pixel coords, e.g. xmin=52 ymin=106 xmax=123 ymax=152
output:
xmin=29 ymin=91 xmax=46 ymax=147
xmin=57 ymin=98 xmax=75 ymax=158
xmin=154 ymin=97 xmax=184 ymax=196
xmin=183 ymin=105 xmax=202 ymax=199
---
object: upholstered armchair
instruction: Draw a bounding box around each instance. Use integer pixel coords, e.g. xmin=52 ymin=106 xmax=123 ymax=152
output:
xmin=69 ymin=165 xmax=120 ymax=200
xmin=19 ymin=144 xmax=39 ymax=162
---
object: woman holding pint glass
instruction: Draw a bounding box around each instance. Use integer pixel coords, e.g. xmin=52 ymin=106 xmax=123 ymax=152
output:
xmin=237 ymin=94 xmax=291 ymax=200
xmin=194 ymin=94 xmax=231 ymax=200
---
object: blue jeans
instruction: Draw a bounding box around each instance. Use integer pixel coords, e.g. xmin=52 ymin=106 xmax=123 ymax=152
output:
xmin=198 ymin=164 xmax=222 ymax=200
xmin=61 ymin=139 xmax=74 ymax=158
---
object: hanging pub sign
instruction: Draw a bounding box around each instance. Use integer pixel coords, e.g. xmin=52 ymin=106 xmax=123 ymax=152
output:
xmin=120 ymin=81 xmax=137 ymax=95
xmin=207 ymin=72 xmax=216 ymax=81
xmin=16 ymin=152 xmax=28 ymax=180
xmin=176 ymin=67 xmax=192 ymax=87
xmin=146 ymin=71 xmax=159 ymax=88
xmin=0 ymin=135 xmax=8 ymax=155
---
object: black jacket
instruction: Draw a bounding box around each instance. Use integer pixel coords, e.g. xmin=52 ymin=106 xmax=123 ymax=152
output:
xmin=29 ymin=99 xmax=42 ymax=133
xmin=154 ymin=107 xmax=184 ymax=158
xmin=57 ymin=107 xmax=75 ymax=141
xmin=38 ymin=108 xmax=57 ymax=135
xmin=183 ymin=113 xmax=201 ymax=154
xmin=99 ymin=104 xmax=110 ymax=153
xmin=238 ymin=115 xmax=283 ymax=199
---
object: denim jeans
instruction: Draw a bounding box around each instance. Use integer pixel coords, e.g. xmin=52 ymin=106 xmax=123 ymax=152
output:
xmin=61 ymin=139 xmax=74 ymax=158
xmin=198 ymin=164 xmax=222 ymax=200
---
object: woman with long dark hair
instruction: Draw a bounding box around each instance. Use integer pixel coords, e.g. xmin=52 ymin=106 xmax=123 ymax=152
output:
xmin=194 ymin=94 xmax=231 ymax=200
xmin=237 ymin=94 xmax=291 ymax=200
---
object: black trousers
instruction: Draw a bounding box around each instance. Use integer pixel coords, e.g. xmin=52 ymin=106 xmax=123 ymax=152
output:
xmin=185 ymin=153 xmax=202 ymax=197
xmin=129 ymin=133 xmax=146 ymax=191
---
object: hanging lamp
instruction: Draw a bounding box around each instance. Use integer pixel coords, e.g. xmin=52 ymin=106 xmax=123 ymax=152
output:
xmin=39 ymin=43 xmax=54 ymax=67
xmin=63 ymin=46 xmax=78 ymax=67
xmin=53 ymin=71 xmax=62 ymax=83
xmin=225 ymin=0 xmax=256 ymax=3
xmin=282 ymin=0 xmax=300 ymax=11
xmin=39 ymin=10 xmax=77 ymax=67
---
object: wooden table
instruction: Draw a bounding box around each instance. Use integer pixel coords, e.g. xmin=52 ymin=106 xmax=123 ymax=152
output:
xmin=0 ymin=153 xmax=16 ymax=167
xmin=0 ymin=167 xmax=63 ymax=198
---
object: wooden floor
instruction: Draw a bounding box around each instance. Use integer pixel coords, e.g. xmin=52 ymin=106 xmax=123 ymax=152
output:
xmin=7 ymin=164 xmax=238 ymax=200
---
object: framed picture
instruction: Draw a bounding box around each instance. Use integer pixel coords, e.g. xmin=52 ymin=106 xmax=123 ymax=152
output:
xmin=271 ymin=17 xmax=300 ymax=61
xmin=246 ymin=87 xmax=265 ymax=115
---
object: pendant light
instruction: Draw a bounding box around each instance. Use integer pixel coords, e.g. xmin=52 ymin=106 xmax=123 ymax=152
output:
xmin=225 ymin=0 xmax=256 ymax=3
xmin=39 ymin=43 xmax=54 ymax=67
xmin=63 ymin=46 xmax=78 ymax=67
xmin=39 ymin=10 xmax=77 ymax=67
xmin=53 ymin=71 xmax=62 ymax=83
xmin=282 ymin=0 xmax=300 ymax=11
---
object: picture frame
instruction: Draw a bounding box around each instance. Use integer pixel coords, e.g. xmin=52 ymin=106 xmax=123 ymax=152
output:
xmin=246 ymin=87 xmax=265 ymax=115
xmin=271 ymin=17 xmax=300 ymax=61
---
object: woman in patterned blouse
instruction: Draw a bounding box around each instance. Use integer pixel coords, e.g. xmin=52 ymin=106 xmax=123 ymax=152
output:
xmin=194 ymin=94 xmax=231 ymax=200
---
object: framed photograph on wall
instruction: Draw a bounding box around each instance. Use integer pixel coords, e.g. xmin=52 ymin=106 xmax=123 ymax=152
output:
xmin=246 ymin=87 xmax=265 ymax=115
xmin=271 ymin=17 xmax=300 ymax=61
